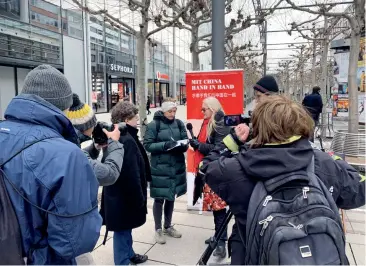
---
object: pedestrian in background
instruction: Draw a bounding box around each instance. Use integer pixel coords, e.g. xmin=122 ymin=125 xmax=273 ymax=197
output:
xmin=190 ymin=96 xmax=231 ymax=258
xmin=100 ymin=101 xmax=151 ymax=265
xmin=302 ymin=86 xmax=323 ymax=142
xmin=144 ymin=98 xmax=188 ymax=244
xmin=0 ymin=65 xmax=101 ymax=264
xmin=147 ymin=95 xmax=151 ymax=115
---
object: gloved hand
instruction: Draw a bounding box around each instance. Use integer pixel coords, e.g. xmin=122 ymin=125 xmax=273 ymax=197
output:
xmin=171 ymin=144 xmax=189 ymax=153
xmin=229 ymin=123 xmax=250 ymax=146
xmin=189 ymin=138 xmax=200 ymax=150
xmin=164 ymin=140 xmax=178 ymax=151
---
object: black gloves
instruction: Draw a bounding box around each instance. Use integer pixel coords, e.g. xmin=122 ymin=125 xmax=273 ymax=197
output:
xmin=164 ymin=141 xmax=178 ymax=151
xmin=189 ymin=138 xmax=200 ymax=150
xmin=172 ymin=144 xmax=189 ymax=153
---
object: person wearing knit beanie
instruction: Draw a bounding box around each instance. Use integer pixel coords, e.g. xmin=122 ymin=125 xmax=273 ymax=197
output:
xmin=253 ymin=75 xmax=279 ymax=104
xmin=21 ymin=64 xmax=73 ymax=111
xmin=66 ymin=93 xmax=97 ymax=136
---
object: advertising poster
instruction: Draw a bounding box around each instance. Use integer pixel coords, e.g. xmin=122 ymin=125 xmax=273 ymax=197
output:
xmin=359 ymin=93 xmax=365 ymax=124
xmin=337 ymin=94 xmax=349 ymax=117
xmin=185 ymin=70 xmax=244 ymax=210
xmin=332 ymin=94 xmax=338 ymax=116
xmin=358 ymin=68 xmax=365 ymax=92
xmin=333 ymin=52 xmax=350 ymax=83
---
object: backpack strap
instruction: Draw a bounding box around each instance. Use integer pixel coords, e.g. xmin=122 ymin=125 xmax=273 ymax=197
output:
xmin=0 ymin=138 xmax=54 ymax=167
xmin=0 ymin=137 xmax=98 ymax=218
xmin=155 ymin=120 xmax=160 ymax=142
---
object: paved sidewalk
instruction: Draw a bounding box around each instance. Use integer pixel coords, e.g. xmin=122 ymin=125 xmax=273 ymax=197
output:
xmin=93 ymin=104 xmax=365 ymax=265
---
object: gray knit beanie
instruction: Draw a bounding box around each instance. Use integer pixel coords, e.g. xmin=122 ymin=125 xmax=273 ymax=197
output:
xmin=21 ymin=64 xmax=73 ymax=111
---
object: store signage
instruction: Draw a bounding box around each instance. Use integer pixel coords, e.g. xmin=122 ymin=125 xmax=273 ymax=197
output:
xmin=110 ymin=64 xmax=134 ymax=74
xmin=156 ymin=71 xmax=169 ymax=80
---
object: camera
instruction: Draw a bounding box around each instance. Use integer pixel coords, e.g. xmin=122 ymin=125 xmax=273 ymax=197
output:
xmin=224 ymin=114 xmax=251 ymax=127
xmin=93 ymin=122 xmax=127 ymax=144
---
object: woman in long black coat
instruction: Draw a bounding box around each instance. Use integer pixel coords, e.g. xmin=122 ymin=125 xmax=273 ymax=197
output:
xmin=100 ymin=101 xmax=151 ymax=265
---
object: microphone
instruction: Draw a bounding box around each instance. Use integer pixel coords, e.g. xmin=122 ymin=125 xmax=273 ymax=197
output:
xmin=186 ymin=123 xmax=196 ymax=139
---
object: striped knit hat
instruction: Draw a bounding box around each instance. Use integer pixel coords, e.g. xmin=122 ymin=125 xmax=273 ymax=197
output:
xmin=65 ymin=93 xmax=97 ymax=132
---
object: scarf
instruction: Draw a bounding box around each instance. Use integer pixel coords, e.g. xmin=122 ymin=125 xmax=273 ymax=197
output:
xmin=193 ymin=118 xmax=209 ymax=172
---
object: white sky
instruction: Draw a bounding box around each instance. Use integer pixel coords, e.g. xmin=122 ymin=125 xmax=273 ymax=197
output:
xmin=58 ymin=0 xmax=352 ymax=71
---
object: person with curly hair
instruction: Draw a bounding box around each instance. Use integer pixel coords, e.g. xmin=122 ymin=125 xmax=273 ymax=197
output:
xmin=99 ymin=101 xmax=151 ymax=265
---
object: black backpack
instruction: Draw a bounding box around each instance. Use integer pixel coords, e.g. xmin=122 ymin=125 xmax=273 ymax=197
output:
xmin=243 ymin=155 xmax=349 ymax=265
xmin=0 ymin=138 xmax=98 ymax=264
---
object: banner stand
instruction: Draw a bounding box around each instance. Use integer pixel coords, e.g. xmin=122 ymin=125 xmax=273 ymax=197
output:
xmin=184 ymin=69 xmax=244 ymax=211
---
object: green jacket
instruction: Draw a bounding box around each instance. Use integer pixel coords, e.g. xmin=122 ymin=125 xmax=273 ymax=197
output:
xmin=143 ymin=111 xmax=188 ymax=201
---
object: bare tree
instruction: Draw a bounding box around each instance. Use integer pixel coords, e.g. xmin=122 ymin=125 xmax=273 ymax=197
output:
xmin=285 ymin=0 xmax=365 ymax=133
xmin=162 ymin=0 xmax=283 ymax=70
xmin=71 ymin=0 xmax=195 ymax=137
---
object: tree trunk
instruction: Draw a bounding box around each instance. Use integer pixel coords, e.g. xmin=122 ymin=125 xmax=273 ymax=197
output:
xmin=192 ymin=51 xmax=200 ymax=71
xmin=312 ymin=40 xmax=317 ymax=85
xmin=137 ymin=27 xmax=148 ymax=138
xmin=191 ymin=27 xmax=200 ymax=70
xmin=348 ymin=31 xmax=360 ymax=133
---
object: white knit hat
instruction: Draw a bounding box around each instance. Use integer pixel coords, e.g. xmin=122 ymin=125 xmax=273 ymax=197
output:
xmin=161 ymin=101 xmax=177 ymax=112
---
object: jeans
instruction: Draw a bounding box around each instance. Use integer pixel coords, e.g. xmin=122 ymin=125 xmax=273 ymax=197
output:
xmin=113 ymin=230 xmax=135 ymax=265
xmin=153 ymin=199 xmax=175 ymax=230
xmin=213 ymin=209 xmax=228 ymax=246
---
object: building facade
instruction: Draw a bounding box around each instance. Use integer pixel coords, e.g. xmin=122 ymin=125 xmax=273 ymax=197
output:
xmin=0 ymin=0 xmax=192 ymax=117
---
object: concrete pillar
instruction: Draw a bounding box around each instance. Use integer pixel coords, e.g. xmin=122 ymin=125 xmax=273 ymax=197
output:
xmin=20 ymin=0 xmax=29 ymax=23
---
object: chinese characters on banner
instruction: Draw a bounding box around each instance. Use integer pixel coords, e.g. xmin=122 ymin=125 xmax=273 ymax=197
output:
xmin=185 ymin=70 xmax=244 ymax=119
xmin=185 ymin=70 xmax=244 ymax=211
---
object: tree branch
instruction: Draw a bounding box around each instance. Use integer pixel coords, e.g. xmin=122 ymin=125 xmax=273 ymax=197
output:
xmin=71 ymin=0 xmax=137 ymax=34
xmin=128 ymin=0 xmax=144 ymax=9
xmin=146 ymin=0 xmax=194 ymax=38
xmin=285 ymin=0 xmax=353 ymax=21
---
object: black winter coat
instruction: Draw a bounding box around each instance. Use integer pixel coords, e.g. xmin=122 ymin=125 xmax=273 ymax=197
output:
xmin=302 ymin=92 xmax=323 ymax=122
xmin=100 ymin=125 xmax=151 ymax=231
xmin=201 ymin=138 xmax=365 ymax=259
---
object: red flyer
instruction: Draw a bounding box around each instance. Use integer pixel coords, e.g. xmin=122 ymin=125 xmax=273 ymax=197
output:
xmin=185 ymin=70 xmax=244 ymax=119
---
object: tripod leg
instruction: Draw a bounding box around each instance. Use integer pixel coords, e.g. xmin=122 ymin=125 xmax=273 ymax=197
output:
xmin=197 ymin=210 xmax=233 ymax=265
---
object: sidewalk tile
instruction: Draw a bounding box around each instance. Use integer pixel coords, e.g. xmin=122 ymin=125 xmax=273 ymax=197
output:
xmin=133 ymin=219 xmax=158 ymax=245
xmin=346 ymin=233 xmax=366 ymax=245
xmin=94 ymin=235 xmax=112 ymax=251
xmin=345 ymin=211 xmax=366 ymax=223
xmin=346 ymin=243 xmax=356 ymax=265
xmin=345 ymin=221 xmax=354 ymax=234
xmin=141 ymin=259 xmax=174 ymax=265
xmin=350 ymin=222 xmax=365 ymax=235
xmin=92 ymin=238 xmax=153 ymax=265
xmin=350 ymin=244 xmax=366 ymax=266
xmin=146 ymin=224 xmax=213 ymax=265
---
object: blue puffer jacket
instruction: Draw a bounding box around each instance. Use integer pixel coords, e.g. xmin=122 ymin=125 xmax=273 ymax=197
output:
xmin=0 ymin=94 xmax=102 ymax=265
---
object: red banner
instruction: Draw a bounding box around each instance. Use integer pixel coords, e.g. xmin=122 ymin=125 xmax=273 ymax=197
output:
xmin=185 ymin=70 xmax=244 ymax=119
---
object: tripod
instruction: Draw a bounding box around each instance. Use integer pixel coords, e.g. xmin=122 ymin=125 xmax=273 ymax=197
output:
xmin=197 ymin=210 xmax=234 ymax=265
